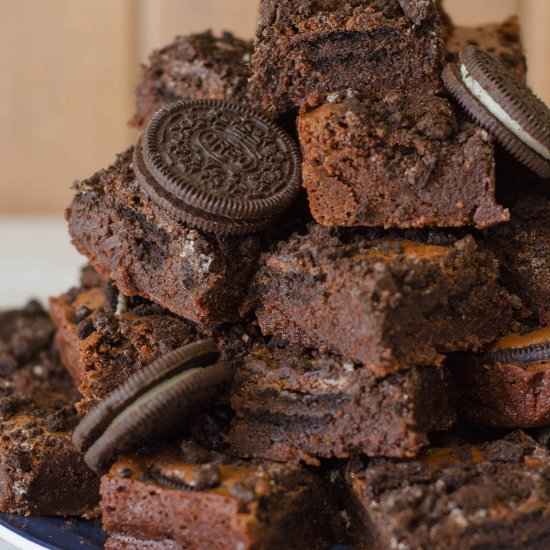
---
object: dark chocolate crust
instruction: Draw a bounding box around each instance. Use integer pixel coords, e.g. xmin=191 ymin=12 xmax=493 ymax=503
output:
xmin=131 ymin=31 xmax=258 ymax=130
xmin=230 ymin=341 xmax=455 ymax=463
xmin=101 ymin=445 xmax=335 ymax=550
xmin=50 ymin=279 xmax=263 ymax=414
xmin=67 ymin=148 xmax=265 ymax=324
xmin=344 ymin=431 xmax=550 ymax=550
xmin=0 ymin=305 xmax=98 ymax=516
xmin=298 ymin=94 xmax=507 ymax=229
xmin=251 ymin=0 xmax=444 ymax=114
xmin=247 ymin=225 xmax=519 ymax=375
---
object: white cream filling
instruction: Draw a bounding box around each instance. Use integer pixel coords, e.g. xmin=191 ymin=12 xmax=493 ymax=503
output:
xmin=460 ymin=64 xmax=550 ymax=161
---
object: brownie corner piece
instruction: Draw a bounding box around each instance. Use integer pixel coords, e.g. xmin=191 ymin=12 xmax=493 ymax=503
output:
xmin=249 ymin=225 xmax=519 ymax=374
xmin=67 ymin=148 xmax=263 ymax=324
xmin=252 ymin=0 xmax=444 ymax=114
xmin=344 ymin=431 xmax=550 ymax=550
xmin=298 ymin=93 xmax=507 ymax=229
xmin=230 ymin=342 xmax=456 ymax=463
xmin=100 ymin=443 xmax=335 ymax=549
xmin=131 ymin=30 xmax=257 ymax=130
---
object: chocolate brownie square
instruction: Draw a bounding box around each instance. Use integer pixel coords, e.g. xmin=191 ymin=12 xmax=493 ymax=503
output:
xmin=50 ymin=278 xmax=262 ymax=414
xmin=341 ymin=431 xmax=550 ymax=550
xmin=229 ymin=340 xmax=455 ymax=463
xmin=453 ymin=326 xmax=550 ymax=428
xmin=0 ymin=304 xmax=98 ymax=516
xmin=481 ymin=183 xmax=550 ymax=325
xmin=100 ymin=441 xmax=335 ymax=549
xmin=298 ymin=93 xmax=507 ymax=229
xmin=251 ymin=0 xmax=444 ymax=114
xmin=131 ymin=31 xmax=258 ymax=130
xmin=247 ymin=225 xmax=519 ymax=375
xmin=445 ymin=16 xmax=527 ymax=83
xmin=67 ymin=148 xmax=266 ymax=324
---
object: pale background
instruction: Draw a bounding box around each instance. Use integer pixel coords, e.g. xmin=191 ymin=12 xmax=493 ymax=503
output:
xmin=0 ymin=0 xmax=549 ymax=216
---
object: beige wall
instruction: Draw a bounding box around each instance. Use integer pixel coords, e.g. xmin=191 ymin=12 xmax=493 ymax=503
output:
xmin=0 ymin=0 xmax=548 ymax=214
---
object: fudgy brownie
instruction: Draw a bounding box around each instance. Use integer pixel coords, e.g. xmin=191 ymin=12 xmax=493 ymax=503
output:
xmin=0 ymin=304 xmax=99 ymax=516
xmin=341 ymin=431 xmax=550 ymax=550
xmin=247 ymin=225 xmax=519 ymax=375
xmin=131 ymin=31 xmax=258 ymax=130
xmin=67 ymin=148 xmax=265 ymax=324
xmin=481 ymin=183 xmax=550 ymax=325
xmin=230 ymin=340 xmax=455 ymax=464
xmin=100 ymin=442 xmax=335 ymax=549
xmin=453 ymin=326 xmax=550 ymax=428
xmin=445 ymin=17 xmax=527 ymax=83
xmin=298 ymin=93 xmax=507 ymax=229
xmin=251 ymin=0 xmax=444 ymax=114
xmin=50 ymin=279 xmax=262 ymax=414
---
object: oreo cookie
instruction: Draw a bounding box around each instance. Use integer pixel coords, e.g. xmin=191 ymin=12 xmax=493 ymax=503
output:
xmin=133 ymin=100 xmax=302 ymax=234
xmin=72 ymin=340 xmax=233 ymax=473
xmin=485 ymin=328 xmax=550 ymax=366
xmin=443 ymin=46 xmax=550 ymax=179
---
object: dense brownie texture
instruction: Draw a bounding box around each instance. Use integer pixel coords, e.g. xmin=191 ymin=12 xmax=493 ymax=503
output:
xmin=453 ymin=327 xmax=550 ymax=428
xmin=247 ymin=225 xmax=519 ymax=375
xmin=481 ymin=184 xmax=550 ymax=325
xmin=230 ymin=341 xmax=455 ymax=464
xmin=298 ymin=94 xmax=508 ymax=229
xmin=50 ymin=279 xmax=263 ymax=414
xmin=252 ymin=0 xmax=444 ymax=114
xmin=67 ymin=147 xmax=266 ymax=324
xmin=131 ymin=31 xmax=258 ymax=130
xmin=0 ymin=304 xmax=99 ymax=516
xmin=101 ymin=442 xmax=335 ymax=549
xmin=341 ymin=431 xmax=550 ymax=550
xmin=445 ymin=17 xmax=527 ymax=83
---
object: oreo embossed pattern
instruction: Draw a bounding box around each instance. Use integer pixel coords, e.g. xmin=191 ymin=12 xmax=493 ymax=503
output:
xmin=133 ymin=99 xmax=302 ymax=234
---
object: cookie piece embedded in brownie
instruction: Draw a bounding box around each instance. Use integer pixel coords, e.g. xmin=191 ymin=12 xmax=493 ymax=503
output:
xmin=481 ymin=185 xmax=550 ymax=325
xmin=50 ymin=281 xmax=263 ymax=414
xmin=67 ymin=147 xmax=266 ymax=324
xmin=247 ymin=225 xmax=519 ymax=375
xmin=131 ymin=31 xmax=259 ymax=130
xmin=298 ymin=94 xmax=507 ymax=229
xmin=453 ymin=327 xmax=550 ymax=428
xmin=0 ymin=304 xmax=99 ymax=516
xmin=342 ymin=431 xmax=550 ymax=550
xmin=445 ymin=17 xmax=527 ymax=83
xmin=100 ymin=443 xmax=335 ymax=550
xmin=251 ymin=0 xmax=444 ymax=115
xmin=229 ymin=341 xmax=456 ymax=464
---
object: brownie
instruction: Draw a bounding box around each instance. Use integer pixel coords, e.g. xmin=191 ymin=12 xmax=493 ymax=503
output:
xmin=229 ymin=340 xmax=455 ymax=464
xmin=67 ymin=147 xmax=266 ymax=324
xmin=445 ymin=16 xmax=527 ymax=83
xmin=298 ymin=93 xmax=507 ymax=229
xmin=50 ymin=279 xmax=263 ymax=414
xmin=247 ymin=225 xmax=519 ymax=376
xmin=453 ymin=326 xmax=550 ymax=429
xmin=131 ymin=31 xmax=259 ymax=131
xmin=481 ymin=184 xmax=550 ymax=325
xmin=100 ymin=442 xmax=335 ymax=549
xmin=0 ymin=304 xmax=99 ymax=516
xmin=251 ymin=0 xmax=444 ymax=114
xmin=340 ymin=431 xmax=550 ymax=550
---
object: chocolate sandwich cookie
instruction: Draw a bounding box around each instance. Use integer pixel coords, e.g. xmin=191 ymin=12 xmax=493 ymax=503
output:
xmin=73 ymin=340 xmax=234 ymax=473
xmin=443 ymin=46 xmax=550 ymax=178
xmin=133 ymin=99 xmax=302 ymax=234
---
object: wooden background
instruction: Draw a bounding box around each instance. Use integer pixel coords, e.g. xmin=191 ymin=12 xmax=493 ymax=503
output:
xmin=0 ymin=0 xmax=548 ymax=214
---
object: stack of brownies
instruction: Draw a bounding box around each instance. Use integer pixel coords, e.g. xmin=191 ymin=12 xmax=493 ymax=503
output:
xmin=1 ymin=1 xmax=550 ymax=549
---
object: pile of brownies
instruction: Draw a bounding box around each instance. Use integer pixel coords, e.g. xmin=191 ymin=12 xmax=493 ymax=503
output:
xmin=1 ymin=1 xmax=550 ymax=549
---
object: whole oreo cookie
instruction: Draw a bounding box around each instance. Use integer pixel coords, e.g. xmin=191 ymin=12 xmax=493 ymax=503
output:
xmin=134 ymin=100 xmax=302 ymax=234
xmin=443 ymin=46 xmax=550 ymax=179
xmin=72 ymin=340 xmax=233 ymax=473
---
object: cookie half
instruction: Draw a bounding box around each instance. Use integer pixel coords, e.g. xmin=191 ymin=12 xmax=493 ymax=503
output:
xmin=443 ymin=46 xmax=550 ymax=178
